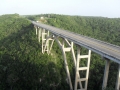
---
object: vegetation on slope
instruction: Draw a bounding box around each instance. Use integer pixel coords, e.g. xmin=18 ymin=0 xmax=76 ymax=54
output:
xmin=0 ymin=14 xmax=120 ymax=90
xmin=0 ymin=14 xmax=69 ymax=90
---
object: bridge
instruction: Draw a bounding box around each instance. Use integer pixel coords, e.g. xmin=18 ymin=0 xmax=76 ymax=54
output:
xmin=32 ymin=21 xmax=120 ymax=90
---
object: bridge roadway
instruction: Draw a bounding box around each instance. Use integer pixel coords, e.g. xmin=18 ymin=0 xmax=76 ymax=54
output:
xmin=32 ymin=21 xmax=120 ymax=64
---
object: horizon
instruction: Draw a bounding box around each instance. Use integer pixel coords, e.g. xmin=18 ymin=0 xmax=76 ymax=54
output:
xmin=0 ymin=0 xmax=120 ymax=18
xmin=1 ymin=13 xmax=119 ymax=19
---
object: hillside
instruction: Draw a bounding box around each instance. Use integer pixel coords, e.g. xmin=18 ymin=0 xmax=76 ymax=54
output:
xmin=0 ymin=14 xmax=68 ymax=90
xmin=0 ymin=14 xmax=120 ymax=90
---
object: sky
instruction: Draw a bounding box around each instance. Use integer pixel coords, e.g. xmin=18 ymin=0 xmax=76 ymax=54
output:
xmin=0 ymin=0 xmax=120 ymax=18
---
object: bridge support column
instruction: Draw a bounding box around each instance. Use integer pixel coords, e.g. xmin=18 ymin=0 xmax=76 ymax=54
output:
xmin=74 ymin=46 xmax=91 ymax=90
xmin=35 ymin=26 xmax=38 ymax=35
xmin=34 ymin=26 xmax=42 ymax=42
xmin=56 ymin=38 xmax=77 ymax=90
xmin=36 ymin=27 xmax=54 ymax=54
xmin=43 ymin=34 xmax=55 ymax=54
xmin=115 ymin=64 xmax=120 ymax=90
xmin=102 ymin=59 xmax=110 ymax=90
xmin=38 ymin=28 xmax=42 ymax=42
xmin=42 ymin=29 xmax=50 ymax=53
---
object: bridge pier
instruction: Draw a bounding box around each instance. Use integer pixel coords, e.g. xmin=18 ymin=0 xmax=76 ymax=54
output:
xmin=102 ymin=59 xmax=110 ymax=90
xmin=115 ymin=64 xmax=120 ymax=90
xmin=102 ymin=59 xmax=120 ymax=90
xmin=35 ymin=26 xmax=38 ymax=35
xmin=43 ymin=34 xmax=55 ymax=54
xmin=41 ymin=29 xmax=55 ymax=54
xmin=38 ymin=28 xmax=41 ymax=42
xmin=35 ymin=26 xmax=54 ymax=54
xmin=56 ymin=37 xmax=77 ymax=90
xmin=35 ymin=26 xmax=41 ymax=42
xmin=74 ymin=46 xmax=91 ymax=90
xmin=41 ymin=29 xmax=49 ymax=53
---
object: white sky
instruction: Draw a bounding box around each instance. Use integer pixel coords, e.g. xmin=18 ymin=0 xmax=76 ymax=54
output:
xmin=0 ymin=0 xmax=120 ymax=18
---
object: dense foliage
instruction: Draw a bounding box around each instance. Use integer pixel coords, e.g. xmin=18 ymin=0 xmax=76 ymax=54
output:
xmin=0 ymin=14 xmax=120 ymax=90
xmin=0 ymin=14 xmax=69 ymax=90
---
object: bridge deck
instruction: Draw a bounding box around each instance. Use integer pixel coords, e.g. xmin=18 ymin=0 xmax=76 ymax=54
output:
xmin=32 ymin=21 xmax=120 ymax=64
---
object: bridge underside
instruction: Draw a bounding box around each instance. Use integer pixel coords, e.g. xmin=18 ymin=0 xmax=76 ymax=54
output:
xmin=34 ymin=26 xmax=120 ymax=90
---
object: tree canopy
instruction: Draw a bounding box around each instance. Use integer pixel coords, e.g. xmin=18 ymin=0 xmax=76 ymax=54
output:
xmin=0 ymin=14 xmax=120 ymax=90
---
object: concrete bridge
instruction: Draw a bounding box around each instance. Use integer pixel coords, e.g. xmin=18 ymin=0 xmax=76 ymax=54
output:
xmin=32 ymin=21 xmax=120 ymax=90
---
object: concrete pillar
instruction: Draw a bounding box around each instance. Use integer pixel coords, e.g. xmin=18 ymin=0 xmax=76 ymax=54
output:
xmin=71 ymin=42 xmax=76 ymax=67
xmin=74 ymin=46 xmax=91 ymax=90
xmin=36 ymin=27 xmax=38 ymax=35
xmin=42 ymin=29 xmax=46 ymax=53
xmin=115 ymin=64 xmax=120 ymax=90
xmin=38 ymin=28 xmax=41 ymax=42
xmin=63 ymin=40 xmax=73 ymax=90
xmin=56 ymin=38 xmax=77 ymax=90
xmin=46 ymin=31 xmax=49 ymax=54
xmin=102 ymin=59 xmax=110 ymax=90
xmin=62 ymin=49 xmax=73 ymax=90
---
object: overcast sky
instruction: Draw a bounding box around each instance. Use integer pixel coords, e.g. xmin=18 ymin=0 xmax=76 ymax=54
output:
xmin=0 ymin=0 xmax=120 ymax=18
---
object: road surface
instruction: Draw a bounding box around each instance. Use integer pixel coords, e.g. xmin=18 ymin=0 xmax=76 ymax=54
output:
xmin=32 ymin=21 xmax=120 ymax=64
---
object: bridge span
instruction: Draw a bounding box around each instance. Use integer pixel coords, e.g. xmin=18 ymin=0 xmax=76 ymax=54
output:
xmin=32 ymin=21 xmax=120 ymax=90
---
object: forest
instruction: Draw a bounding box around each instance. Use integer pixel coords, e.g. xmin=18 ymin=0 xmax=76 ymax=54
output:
xmin=0 ymin=14 xmax=120 ymax=90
